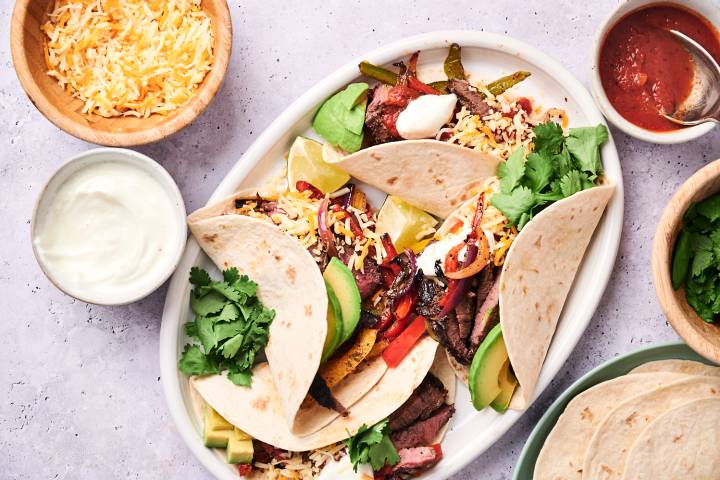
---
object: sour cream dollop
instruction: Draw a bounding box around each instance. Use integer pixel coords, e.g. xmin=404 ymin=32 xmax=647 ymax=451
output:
xmin=396 ymin=93 xmax=458 ymax=140
xmin=33 ymin=160 xmax=184 ymax=304
xmin=317 ymin=456 xmax=373 ymax=480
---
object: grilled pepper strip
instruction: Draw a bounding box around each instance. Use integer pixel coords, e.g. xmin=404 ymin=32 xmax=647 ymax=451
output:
xmin=444 ymin=43 xmax=465 ymax=80
xmin=486 ymin=71 xmax=531 ymax=96
xmin=319 ymin=327 xmax=378 ymax=388
xmin=359 ymin=61 xmax=399 ymax=85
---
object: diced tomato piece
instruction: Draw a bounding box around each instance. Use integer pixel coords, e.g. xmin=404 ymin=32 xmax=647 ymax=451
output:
xmin=516 ymin=97 xmax=532 ymax=114
xmin=237 ymin=464 xmax=253 ymax=477
xmin=383 ymin=316 xmax=427 ymax=367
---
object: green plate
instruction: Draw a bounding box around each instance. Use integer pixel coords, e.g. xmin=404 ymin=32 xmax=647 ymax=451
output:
xmin=512 ymin=341 xmax=718 ymax=480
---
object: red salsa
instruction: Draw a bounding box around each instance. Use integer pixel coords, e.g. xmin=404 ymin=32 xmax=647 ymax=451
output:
xmin=599 ymin=4 xmax=720 ymax=131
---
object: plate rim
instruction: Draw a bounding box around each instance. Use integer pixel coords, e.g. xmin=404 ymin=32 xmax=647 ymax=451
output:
xmin=158 ymin=30 xmax=625 ymax=480
xmin=511 ymin=340 xmax=719 ymax=480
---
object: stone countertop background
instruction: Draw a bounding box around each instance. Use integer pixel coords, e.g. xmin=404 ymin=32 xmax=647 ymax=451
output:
xmin=2 ymin=0 xmax=720 ymax=478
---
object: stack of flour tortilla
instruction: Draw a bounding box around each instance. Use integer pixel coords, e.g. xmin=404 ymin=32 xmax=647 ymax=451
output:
xmin=534 ymin=359 xmax=720 ymax=480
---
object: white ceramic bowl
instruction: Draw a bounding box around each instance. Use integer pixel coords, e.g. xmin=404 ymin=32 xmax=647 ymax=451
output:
xmin=31 ymin=148 xmax=187 ymax=305
xmin=159 ymin=31 xmax=624 ymax=480
xmin=590 ymin=0 xmax=720 ymax=144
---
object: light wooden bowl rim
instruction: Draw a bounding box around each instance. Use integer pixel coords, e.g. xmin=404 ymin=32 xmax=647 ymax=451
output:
xmin=652 ymin=159 xmax=720 ymax=363
xmin=9 ymin=0 xmax=232 ymax=147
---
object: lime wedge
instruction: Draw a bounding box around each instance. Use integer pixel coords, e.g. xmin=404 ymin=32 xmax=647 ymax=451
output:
xmin=376 ymin=196 xmax=438 ymax=252
xmin=287 ymin=136 xmax=350 ymax=194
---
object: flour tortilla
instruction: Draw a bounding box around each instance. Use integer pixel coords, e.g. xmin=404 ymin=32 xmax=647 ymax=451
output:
xmin=326 ymin=140 xmax=502 ymax=218
xmin=532 ymin=372 xmax=687 ymax=480
xmin=582 ymin=375 xmax=720 ymax=480
xmin=622 ymin=397 xmax=720 ymax=480
xmin=429 ymin=346 xmax=457 ymax=443
xmin=442 ymin=184 xmax=614 ymax=409
xmin=191 ymin=336 xmax=440 ymax=451
xmin=629 ymin=359 xmax=720 ymax=376
xmin=187 ymin=186 xmax=280 ymax=225
xmin=189 ymin=215 xmax=328 ymax=433
xmin=188 ymin=189 xmax=393 ymax=436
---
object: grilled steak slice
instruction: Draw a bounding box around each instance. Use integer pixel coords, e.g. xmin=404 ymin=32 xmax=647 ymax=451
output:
xmin=448 ymin=78 xmax=491 ymax=117
xmin=308 ymin=376 xmax=347 ymax=416
xmin=389 ymin=373 xmax=447 ymax=431
xmin=365 ymin=84 xmax=421 ymax=144
xmin=455 ymin=293 xmax=475 ymax=344
xmin=416 ymin=277 xmax=444 ymax=319
xmin=252 ymin=440 xmax=286 ymax=464
xmin=391 ymin=404 xmax=455 ymax=450
xmin=387 ymin=446 xmax=443 ymax=478
xmin=442 ymin=310 xmax=474 ymax=365
xmin=469 ymin=275 xmax=501 ymax=350
xmin=338 ymin=247 xmax=383 ymax=300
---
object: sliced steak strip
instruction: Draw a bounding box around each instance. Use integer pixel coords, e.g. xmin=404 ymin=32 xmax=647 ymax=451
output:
xmin=389 ymin=373 xmax=447 ymax=431
xmin=387 ymin=446 xmax=443 ymax=478
xmin=365 ymin=84 xmax=421 ymax=144
xmin=454 ymin=293 xmax=475 ymax=344
xmin=442 ymin=310 xmax=474 ymax=365
xmin=338 ymin=247 xmax=383 ymax=300
xmin=448 ymin=78 xmax=491 ymax=117
xmin=391 ymin=404 xmax=455 ymax=450
xmin=469 ymin=274 xmax=501 ymax=351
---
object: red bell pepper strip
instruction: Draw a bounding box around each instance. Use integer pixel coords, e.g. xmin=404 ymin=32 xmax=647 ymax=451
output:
xmin=381 ymin=314 xmax=409 ymax=340
xmin=380 ymin=233 xmax=398 ymax=264
xmin=330 ymin=205 xmax=364 ymax=239
xmin=408 ymin=76 xmax=440 ymax=95
xmin=394 ymin=293 xmax=413 ymax=320
xmin=295 ymin=180 xmax=324 ymax=199
xmin=382 ymin=315 xmax=427 ymax=367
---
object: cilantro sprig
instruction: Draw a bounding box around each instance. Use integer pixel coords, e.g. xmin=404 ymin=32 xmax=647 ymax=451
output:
xmin=179 ymin=267 xmax=275 ymax=386
xmin=671 ymin=195 xmax=720 ymax=323
xmin=346 ymin=419 xmax=400 ymax=472
xmin=490 ymin=121 xmax=609 ymax=229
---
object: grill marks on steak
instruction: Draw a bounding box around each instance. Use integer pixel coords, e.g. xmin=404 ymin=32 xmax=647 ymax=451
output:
xmin=385 ymin=373 xmax=454 ymax=477
xmin=425 ymin=266 xmax=501 ymax=365
xmin=365 ymin=84 xmax=421 ymax=144
xmin=448 ymin=78 xmax=491 ymax=117
xmin=338 ymin=246 xmax=383 ymax=300
xmin=390 ymin=404 xmax=455 ymax=450
xmin=389 ymin=374 xmax=447 ymax=431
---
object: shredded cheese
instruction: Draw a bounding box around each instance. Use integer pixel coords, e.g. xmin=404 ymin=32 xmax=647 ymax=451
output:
xmin=41 ymin=0 xmax=214 ymax=118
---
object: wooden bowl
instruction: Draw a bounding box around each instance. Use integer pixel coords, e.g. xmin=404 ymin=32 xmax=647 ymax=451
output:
xmin=10 ymin=0 xmax=232 ymax=146
xmin=653 ymin=159 xmax=720 ymax=363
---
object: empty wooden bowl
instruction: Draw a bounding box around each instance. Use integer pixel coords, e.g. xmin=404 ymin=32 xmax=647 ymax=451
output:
xmin=653 ymin=159 xmax=720 ymax=363
xmin=10 ymin=0 xmax=232 ymax=146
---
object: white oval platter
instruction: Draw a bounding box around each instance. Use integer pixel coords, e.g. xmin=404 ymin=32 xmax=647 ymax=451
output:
xmin=159 ymin=30 xmax=624 ymax=480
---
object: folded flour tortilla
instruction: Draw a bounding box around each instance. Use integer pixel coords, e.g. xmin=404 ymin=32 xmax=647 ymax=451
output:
xmin=443 ymin=184 xmax=615 ymax=410
xmin=326 ymin=140 xmax=502 ymax=218
xmin=191 ymin=337 xmax=440 ymax=450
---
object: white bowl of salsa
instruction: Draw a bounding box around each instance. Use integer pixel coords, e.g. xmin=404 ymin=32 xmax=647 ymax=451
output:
xmin=590 ymin=0 xmax=720 ymax=143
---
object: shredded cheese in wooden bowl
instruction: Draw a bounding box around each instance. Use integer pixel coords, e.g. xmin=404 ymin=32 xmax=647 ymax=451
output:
xmin=41 ymin=0 xmax=214 ymax=118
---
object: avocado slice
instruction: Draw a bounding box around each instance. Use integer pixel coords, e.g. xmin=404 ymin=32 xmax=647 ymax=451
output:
xmin=323 ymin=257 xmax=361 ymax=345
xmin=468 ymin=323 xmax=509 ymax=411
xmin=490 ymin=359 xmax=518 ymax=413
xmin=227 ymin=428 xmax=254 ymax=464
xmin=205 ymin=404 xmax=233 ymax=431
xmin=321 ymin=282 xmax=344 ymax=361
xmin=203 ymin=405 xmax=233 ymax=448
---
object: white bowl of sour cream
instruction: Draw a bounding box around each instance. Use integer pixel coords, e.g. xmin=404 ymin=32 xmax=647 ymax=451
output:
xmin=32 ymin=148 xmax=187 ymax=305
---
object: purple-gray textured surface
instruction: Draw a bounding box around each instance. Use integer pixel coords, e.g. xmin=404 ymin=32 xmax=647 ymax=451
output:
xmin=2 ymin=0 xmax=720 ymax=478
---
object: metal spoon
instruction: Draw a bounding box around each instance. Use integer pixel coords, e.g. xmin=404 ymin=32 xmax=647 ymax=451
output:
xmin=662 ymin=29 xmax=720 ymax=126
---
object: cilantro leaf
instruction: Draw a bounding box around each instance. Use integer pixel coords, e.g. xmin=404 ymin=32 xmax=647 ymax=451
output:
xmin=559 ymin=170 xmax=584 ymax=198
xmin=524 ymin=152 xmax=553 ymax=192
xmin=565 ymin=125 xmax=608 ymax=175
xmin=179 ymin=345 xmax=218 ymax=376
xmin=490 ymin=186 xmax=536 ymax=226
xmin=532 ymin=121 xmax=564 ymax=155
xmin=498 ymin=147 xmax=526 ymax=192
xmin=189 ymin=267 xmax=212 ymax=287
xmin=178 ymin=268 xmax=275 ymax=385
xmin=346 ymin=420 xmax=399 ymax=472
xmin=696 ymin=195 xmax=720 ymax=222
